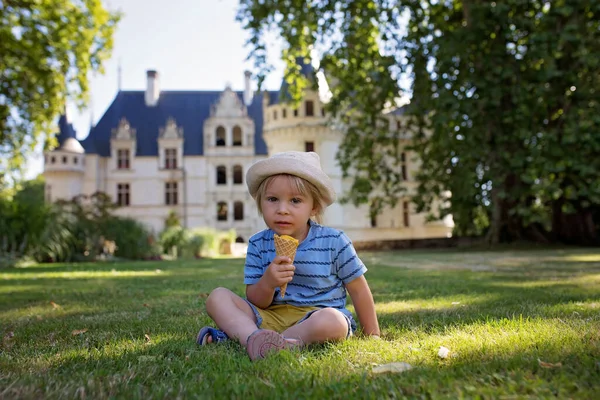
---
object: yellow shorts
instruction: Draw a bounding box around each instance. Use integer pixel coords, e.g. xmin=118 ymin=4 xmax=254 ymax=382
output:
xmin=253 ymin=304 xmax=320 ymax=333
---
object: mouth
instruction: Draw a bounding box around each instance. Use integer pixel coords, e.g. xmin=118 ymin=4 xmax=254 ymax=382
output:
xmin=274 ymin=221 xmax=292 ymax=227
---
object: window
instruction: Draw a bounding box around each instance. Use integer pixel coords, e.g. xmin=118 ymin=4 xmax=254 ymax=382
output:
xmin=233 ymin=165 xmax=243 ymax=184
xmin=282 ymin=108 xmax=287 ymax=118
xmin=165 ymin=148 xmax=177 ymax=169
xmin=45 ymin=185 xmax=52 ymax=203
xmin=305 ymin=141 xmax=314 ymax=152
xmin=305 ymin=100 xmax=314 ymax=116
xmin=165 ymin=182 xmax=178 ymax=205
xmin=234 ymin=201 xmax=244 ymax=220
xmin=396 ymin=120 xmax=402 ymax=130
xmin=217 ymin=202 xmax=228 ymax=221
xmin=216 ymin=126 xmax=226 ymax=146
xmin=216 ymin=166 xmax=227 ymax=185
xmin=370 ymin=215 xmax=377 ymax=228
xmin=73 ymin=156 xmax=78 ymax=165
xmin=403 ymin=201 xmax=410 ymax=227
xmin=117 ymin=183 xmax=130 ymax=206
xmin=401 ymin=152 xmax=408 ymax=181
xmin=235 ymin=236 xmax=245 ymax=243
xmin=62 ymin=156 xmax=67 ymax=164
xmin=117 ymin=149 xmax=130 ymax=169
xmin=273 ymin=110 xmax=277 ymax=120
xmin=233 ymin=126 xmax=242 ymax=146
xmin=321 ymin=107 xmax=326 ymax=117
xmin=293 ymin=108 xmax=298 ymax=117
xmin=51 ymin=156 xmax=56 ymax=164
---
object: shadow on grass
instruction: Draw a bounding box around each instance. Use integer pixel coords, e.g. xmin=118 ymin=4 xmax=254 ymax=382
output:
xmin=3 ymin=254 xmax=599 ymax=338
xmin=2 ymin=328 xmax=598 ymax=399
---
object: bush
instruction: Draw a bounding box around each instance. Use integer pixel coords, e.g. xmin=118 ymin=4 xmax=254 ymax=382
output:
xmin=159 ymin=226 xmax=187 ymax=256
xmin=104 ymin=217 xmax=160 ymax=260
xmin=31 ymin=209 xmax=79 ymax=263
xmin=157 ymin=226 xmax=237 ymax=259
xmin=188 ymin=227 xmax=236 ymax=258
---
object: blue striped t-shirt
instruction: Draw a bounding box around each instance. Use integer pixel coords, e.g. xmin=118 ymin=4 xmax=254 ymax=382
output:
xmin=244 ymin=221 xmax=367 ymax=318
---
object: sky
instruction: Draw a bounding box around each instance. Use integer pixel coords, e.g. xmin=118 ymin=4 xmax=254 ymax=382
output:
xmin=26 ymin=0 xmax=286 ymax=178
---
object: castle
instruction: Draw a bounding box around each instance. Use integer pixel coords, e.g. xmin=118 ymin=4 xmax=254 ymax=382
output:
xmin=43 ymin=66 xmax=453 ymax=244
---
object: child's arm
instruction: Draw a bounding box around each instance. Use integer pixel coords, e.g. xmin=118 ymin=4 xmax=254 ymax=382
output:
xmin=346 ymin=275 xmax=380 ymax=337
xmin=246 ymin=256 xmax=295 ymax=309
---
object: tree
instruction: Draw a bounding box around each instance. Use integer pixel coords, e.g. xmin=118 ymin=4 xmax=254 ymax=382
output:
xmin=0 ymin=0 xmax=120 ymax=183
xmin=237 ymin=0 xmax=600 ymax=244
xmin=237 ymin=0 xmax=405 ymax=218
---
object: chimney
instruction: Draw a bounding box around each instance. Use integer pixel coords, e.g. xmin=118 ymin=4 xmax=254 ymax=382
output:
xmin=145 ymin=70 xmax=160 ymax=107
xmin=243 ymin=70 xmax=253 ymax=106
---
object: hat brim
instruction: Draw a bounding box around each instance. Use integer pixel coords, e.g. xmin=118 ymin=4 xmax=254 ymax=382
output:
xmin=246 ymin=158 xmax=336 ymax=206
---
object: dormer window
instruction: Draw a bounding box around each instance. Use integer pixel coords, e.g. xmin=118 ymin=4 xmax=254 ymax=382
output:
xmin=282 ymin=109 xmax=287 ymax=118
xmin=216 ymin=126 xmax=226 ymax=146
xmin=233 ymin=126 xmax=242 ymax=146
xmin=165 ymin=148 xmax=177 ymax=169
xmin=305 ymin=101 xmax=314 ymax=117
xmin=117 ymin=149 xmax=130 ymax=169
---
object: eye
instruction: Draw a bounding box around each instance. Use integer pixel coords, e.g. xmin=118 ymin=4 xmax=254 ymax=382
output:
xmin=291 ymin=197 xmax=302 ymax=204
xmin=266 ymin=196 xmax=278 ymax=202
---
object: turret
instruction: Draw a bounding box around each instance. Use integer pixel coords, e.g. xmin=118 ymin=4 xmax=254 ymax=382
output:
xmin=262 ymin=56 xmax=344 ymax=227
xmin=43 ymin=114 xmax=85 ymax=202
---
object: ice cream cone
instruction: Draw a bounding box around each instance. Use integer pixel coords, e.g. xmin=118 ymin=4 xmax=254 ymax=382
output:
xmin=273 ymin=234 xmax=299 ymax=298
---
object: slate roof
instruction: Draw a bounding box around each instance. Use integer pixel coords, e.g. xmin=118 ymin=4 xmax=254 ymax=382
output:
xmin=275 ymin=57 xmax=316 ymax=105
xmin=60 ymin=90 xmax=278 ymax=157
xmin=56 ymin=114 xmax=77 ymax=143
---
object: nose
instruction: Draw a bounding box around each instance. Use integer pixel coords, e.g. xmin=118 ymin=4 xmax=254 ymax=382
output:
xmin=276 ymin=202 xmax=289 ymax=214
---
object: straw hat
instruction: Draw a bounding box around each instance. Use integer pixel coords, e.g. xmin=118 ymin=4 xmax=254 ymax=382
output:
xmin=246 ymin=151 xmax=336 ymax=206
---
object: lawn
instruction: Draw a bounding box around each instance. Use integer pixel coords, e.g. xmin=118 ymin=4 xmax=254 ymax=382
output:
xmin=1 ymin=247 xmax=599 ymax=399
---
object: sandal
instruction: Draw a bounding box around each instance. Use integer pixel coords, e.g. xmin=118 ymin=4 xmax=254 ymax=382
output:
xmin=246 ymin=329 xmax=303 ymax=361
xmin=196 ymin=326 xmax=229 ymax=345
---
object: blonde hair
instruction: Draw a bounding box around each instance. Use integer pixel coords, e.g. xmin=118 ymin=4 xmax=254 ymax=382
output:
xmin=255 ymin=174 xmax=326 ymax=223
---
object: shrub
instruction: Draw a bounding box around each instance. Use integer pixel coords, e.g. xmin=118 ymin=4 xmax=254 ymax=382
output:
xmin=157 ymin=226 xmax=237 ymax=259
xmin=103 ymin=217 xmax=160 ymax=260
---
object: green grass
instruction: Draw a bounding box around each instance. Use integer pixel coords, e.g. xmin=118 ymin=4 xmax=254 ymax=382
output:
xmin=1 ymin=247 xmax=599 ymax=399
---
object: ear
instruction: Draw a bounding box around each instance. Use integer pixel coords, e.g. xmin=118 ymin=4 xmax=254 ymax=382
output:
xmin=311 ymin=205 xmax=319 ymax=216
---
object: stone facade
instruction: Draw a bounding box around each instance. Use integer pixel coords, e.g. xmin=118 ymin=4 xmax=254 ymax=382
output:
xmin=43 ymin=70 xmax=453 ymax=243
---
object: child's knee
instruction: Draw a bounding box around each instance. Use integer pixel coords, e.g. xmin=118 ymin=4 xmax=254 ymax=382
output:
xmin=313 ymin=308 xmax=348 ymax=338
xmin=206 ymin=287 xmax=232 ymax=311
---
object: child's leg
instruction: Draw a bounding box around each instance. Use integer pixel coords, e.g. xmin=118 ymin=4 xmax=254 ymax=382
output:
xmin=205 ymin=287 xmax=258 ymax=346
xmin=281 ymin=308 xmax=348 ymax=345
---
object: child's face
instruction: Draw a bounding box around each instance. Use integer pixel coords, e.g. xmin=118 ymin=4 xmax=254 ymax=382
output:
xmin=261 ymin=175 xmax=316 ymax=242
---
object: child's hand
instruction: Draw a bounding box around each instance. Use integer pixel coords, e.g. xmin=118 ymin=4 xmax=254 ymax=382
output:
xmin=264 ymin=256 xmax=295 ymax=289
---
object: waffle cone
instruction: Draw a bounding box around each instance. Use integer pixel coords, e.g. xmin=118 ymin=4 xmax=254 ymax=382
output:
xmin=274 ymin=234 xmax=299 ymax=298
